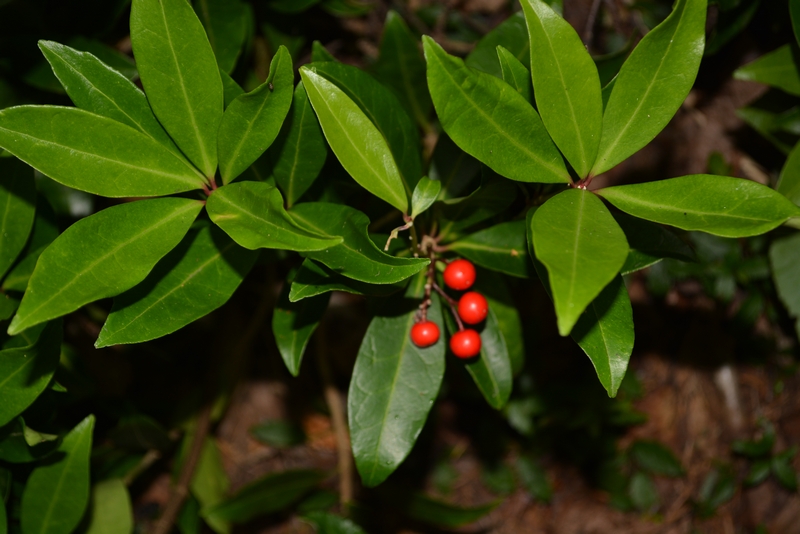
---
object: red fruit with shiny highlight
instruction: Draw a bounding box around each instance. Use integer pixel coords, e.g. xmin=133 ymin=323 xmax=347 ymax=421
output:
xmin=410 ymin=321 xmax=440 ymax=348
xmin=450 ymin=329 xmax=482 ymax=358
xmin=443 ymin=259 xmax=476 ymax=291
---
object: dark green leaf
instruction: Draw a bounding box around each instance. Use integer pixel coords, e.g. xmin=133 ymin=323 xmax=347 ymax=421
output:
xmin=97 ymin=225 xmax=257 ymax=347
xmin=429 ymin=133 xmax=481 ymax=200
xmin=793 ymin=0 xmax=800 ymax=45
xmin=288 ymin=259 xmax=407 ymax=302
xmin=8 ymin=198 xmax=203 ymax=335
xmin=598 ymin=175 xmax=800 ymax=237
xmin=696 ymin=467 xmax=736 ymax=517
xmin=613 ymin=212 xmax=695 ymax=274
xmin=85 ymin=479 xmax=133 ymax=534
xmin=0 ymin=295 xmax=18 ymax=322
xmin=744 ymin=459 xmax=771 ymax=486
xmin=403 ymin=492 xmax=498 ymax=528
xmin=777 ymin=141 xmax=800 ymax=205
xmin=20 ymin=415 xmax=95 ymax=534
xmin=734 ymin=45 xmax=800 ymax=96
xmin=2 ymin=200 xmax=59 ymax=293
xmin=497 ymin=45 xmax=532 ymax=103
xmin=131 ymin=0 xmax=223 ymax=178
xmin=437 ymin=171 xmax=518 ymax=241
xmin=195 ymin=0 xmax=248 ymax=73
xmin=516 ymin=456 xmax=552 ymax=502
xmin=0 ymin=157 xmax=35 ymax=280
xmin=772 ymin=448 xmax=798 ymax=490
xmin=311 ymin=41 xmax=336 ymax=62
xmin=475 ymin=270 xmax=525 ymax=376
xmin=109 ymin=415 xmax=172 ymax=452
xmin=737 ymin=105 xmax=796 ymax=154
xmin=465 ymin=12 xmax=529 ymax=79
xmin=190 ymin=438 xmax=230 ymax=533
xmin=628 ymin=472 xmax=659 ymax=511
xmin=592 ymin=0 xmax=707 ymax=175
xmin=250 ymin=420 xmax=305 ymax=448
xmin=270 ymin=0 xmax=321 ymax=14
xmin=303 ymin=512 xmax=367 ymax=534
xmin=424 ymin=37 xmax=569 ymax=185
xmin=705 ymin=0 xmax=760 ymax=56
xmin=464 ymin=309 xmax=513 ymax=409
xmin=630 ymin=440 xmax=684 ymax=477
xmin=220 ymin=70 xmax=244 ymax=108
xmin=411 ymin=177 xmax=440 ymax=218
xmin=770 ymin=233 xmax=800 ymax=339
xmin=0 ymin=491 xmax=5 ymax=534
xmin=0 ymin=418 xmax=59 ymax=463
xmin=273 ymin=283 xmax=329 ymax=376
xmin=449 ymin=220 xmax=531 ymax=278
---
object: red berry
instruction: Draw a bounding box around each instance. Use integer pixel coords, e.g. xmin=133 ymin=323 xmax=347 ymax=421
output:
xmin=443 ymin=259 xmax=476 ymax=291
xmin=410 ymin=321 xmax=440 ymax=348
xmin=457 ymin=291 xmax=488 ymax=325
xmin=450 ymin=329 xmax=482 ymax=358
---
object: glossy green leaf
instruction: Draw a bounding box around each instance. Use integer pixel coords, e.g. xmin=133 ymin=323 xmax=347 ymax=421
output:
xmin=465 ymin=12 xmax=529 ymax=79
xmin=273 ymin=284 xmax=329 ymax=376
xmin=778 ymin=141 xmax=800 ymax=205
xmin=437 ymin=171 xmax=518 ymax=241
xmin=630 ymin=440 xmax=684 ymax=477
xmin=521 ymin=0 xmax=602 ymax=178
xmin=2 ymin=201 xmax=59 ymax=293
xmin=20 ymin=414 xmax=95 ymax=534
xmin=475 ymin=270 xmax=525 ymax=376
xmin=403 ymin=492 xmax=498 ymax=528
xmin=531 ymin=189 xmax=628 ymax=336
xmin=372 ymin=11 xmax=432 ymax=129
xmin=218 ymin=47 xmax=294 ymax=183
xmin=311 ymin=41 xmax=336 ymax=62
xmin=449 ymin=220 xmax=531 ymax=278
xmin=303 ymin=512 xmax=366 ymax=534
xmin=203 ymin=470 xmax=324 ymax=524
xmin=195 ymin=0 xmax=248 ymax=73
xmin=411 ymin=177 xmax=440 ymax=218
xmin=424 ymin=37 xmax=569 ymax=185
xmin=597 ymin=175 xmax=800 ymax=237
xmin=85 ymin=479 xmax=133 ymax=534
xmin=0 ymin=320 xmax=61 ymax=427
xmin=8 ymin=198 xmax=203 ymax=336
xmin=463 ymin=309 xmax=513 ymax=409
xmin=0 ymin=158 xmax=35 ymax=280
xmin=131 ymin=0 xmax=223 ymax=177
xmin=770 ymin=233 xmax=800 ymax=339
xmin=38 ymin=41 xmax=188 ymax=164
xmin=497 ymin=45 xmax=532 ymax=103
xmin=348 ymin=291 xmax=445 ymax=487
xmin=96 ymin=225 xmax=257 ymax=347
xmin=592 ymin=0 xmax=707 ymax=175
xmin=429 ymin=133 xmax=481 ymax=200
xmin=271 ymin=82 xmax=328 ymax=207
xmin=288 ymin=259 xmax=406 ymax=302
xmin=206 ymin=181 xmax=341 ymax=252
xmin=734 ymin=45 xmax=800 ymax=96
xmin=220 ymin=70 xmax=244 ymax=108
xmin=300 ymin=67 xmax=409 ymax=212
xmin=613 ymin=212 xmax=695 ymax=274
xmin=289 ymin=202 xmax=428 ymax=284
xmin=190 ymin=438 xmax=230 ymax=534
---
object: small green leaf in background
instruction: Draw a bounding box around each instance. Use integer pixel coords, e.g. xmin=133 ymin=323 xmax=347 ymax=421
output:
xmin=207 ymin=181 xmax=341 ymax=252
xmin=131 ymin=0 xmax=223 ymax=178
xmin=496 ymin=45 xmax=533 ymax=103
xmin=770 ymin=232 xmax=800 ymax=339
xmin=745 ymin=459 xmax=771 ymax=486
xmin=771 ymin=447 xmax=799 ymax=491
xmin=777 ymin=141 xmax=800 ymax=206
xmin=108 ymin=415 xmax=172 ymax=452
xmin=516 ymin=456 xmax=552 ymax=502
xmin=734 ymin=45 xmax=800 ymax=96
xmin=2 ymin=199 xmax=57 ymax=294
xmin=0 ymin=418 xmax=60 ymax=464
xmin=628 ymin=471 xmax=659 ymax=512
xmin=85 ymin=479 xmax=133 ymax=534
xmin=411 ymin=177 xmax=440 ymax=218
xmin=271 ymin=82 xmax=328 ymax=207
xmin=613 ymin=212 xmax=695 ymax=274
xmin=465 ymin=12 xmax=529 ymax=79
xmin=521 ymin=0 xmax=603 ymax=178
xmin=0 ymin=157 xmax=35 ymax=280
xmin=476 ymin=270 xmax=525 ymax=376
xmin=311 ymin=40 xmax=337 ymax=62
xmin=449 ymin=220 xmax=531 ymax=278
xmin=402 ymin=492 xmax=498 ymax=528
xmin=597 ymin=175 xmax=800 ymax=237
xmin=695 ymin=467 xmax=736 ymax=518
xmin=429 ymin=132 xmax=481 ymax=200
xmin=194 ymin=0 xmax=249 ymax=74
xmin=303 ymin=511 xmax=367 ymax=534
xmin=218 ymin=46 xmax=294 ymax=184
xmin=288 ymin=259 xmax=406 ymax=302
xmin=0 ymin=295 xmax=19 ymax=322
xmin=250 ymin=420 xmax=305 ymax=448
xmin=531 ymin=189 xmax=628 ymax=336
xmin=21 ymin=414 xmax=95 ymax=534
xmin=273 ymin=283 xmax=329 ymax=376
xmin=190 ymin=438 xmax=230 ymax=534
xmin=423 ymin=37 xmax=569 ymax=185
xmin=437 ymin=171 xmax=518 ymax=241
xmin=630 ymin=440 xmax=684 ymax=477
xmin=270 ymin=0 xmax=321 ymax=14
xmin=9 ymin=198 xmax=203 ymax=335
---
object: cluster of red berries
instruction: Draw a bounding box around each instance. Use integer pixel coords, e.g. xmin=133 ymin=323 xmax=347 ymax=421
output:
xmin=410 ymin=258 xmax=488 ymax=359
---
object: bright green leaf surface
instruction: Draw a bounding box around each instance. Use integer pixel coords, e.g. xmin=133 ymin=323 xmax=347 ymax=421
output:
xmin=303 ymin=512 xmax=366 ymax=534
xmin=131 ymin=0 xmax=223 ymax=177
xmin=449 ymin=220 xmax=531 ymax=278
xmin=734 ymin=45 xmax=800 ymax=96
xmin=218 ymin=47 xmax=294 ymax=183
xmin=0 ymin=321 xmax=61 ymax=427
xmin=531 ymin=189 xmax=628 ymax=336
xmin=9 ymin=198 xmax=203 ymax=335
xmin=778 ymin=141 xmax=800 ymax=205
xmin=273 ymin=284 xmax=329 ymax=376
xmin=195 ymin=0 xmax=248 ymax=73
xmin=597 ymin=175 xmax=800 ymax=237
xmin=85 ymin=479 xmax=133 ymax=534
xmin=348 ymin=292 xmax=445 ymax=487
xmin=437 ymin=171 xmax=518 ymax=241
xmin=288 ymin=259 xmax=406 ymax=302
xmin=206 ymin=181 xmax=341 ymax=252
xmin=0 ymin=106 xmax=206 ymax=197
xmin=271 ymin=82 xmax=328 ymax=207
xmin=464 ymin=309 xmax=513 ymax=409
xmin=411 ymin=177 xmax=440 ymax=218
xmin=424 ymin=37 xmax=569 ymax=185
xmin=613 ymin=212 xmax=695 ymax=274
xmin=770 ymin=233 xmax=800 ymax=339
xmin=0 ymin=158 xmax=35 ymax=280
xmin=476 ymin=270 xmax=525 ymax=376
xmin=465 ymin=12 xmax=529 ymax=79
xmin=2 ymin=201 xmax=59 ymax=293
xmin=521 ymin=0 xmax=602 ymax=178
xmin=289 ymin=202 xmax=429 ymax=284
xmin=97 ymin=225 xmax=257 ymax=347
xmin=592 ymin=0 xmax=707 ymax=175
xmin=300 ymin=67 xmax=409 ymax=212
xmin=497 ymin=45 xmax=533 ymax=103
xmin=20 ymin=415 xmax=95 ymax=534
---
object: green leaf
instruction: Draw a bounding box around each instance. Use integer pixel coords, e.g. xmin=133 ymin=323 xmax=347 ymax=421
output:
xmin=496 ymin=45 xmax=533 ymax=103
xmin=38 ymin=41 xmax=189 ymax=164
xmin=745 ymin=458 xmax=771 ymax=486
xmin=475 ymin=269 xmax=525 ymax=376
xmin=0 ymin=158 xmax=35 ymax=280
xmin=270 ymin=82 xmax=328 ymax=207
xmin=449 ymin=220 xmax=531 ymax=278
xmin=289 ymin=202 xmax=429 ymax=284
xmin=770 ymin=233 xmax=800 ymax=339
xmin=303 ymin=512 xmax=367 ymax=534
xmin=521 ymin=0 xmax=602 ymax=178
xmin=592 ymin=0 xmax=707 ymax=175
xmin=0 ymin=321 xmax=62 ymax=427
xmin=190 ymin=438 xmax=230 ymax=534
xmin=131 ymin=0 xmax=223 ymax=177
xmin=778 ymin=141 xmax=800 ymax=205
xmin=516 ymin=456 xmax=552 ymax=502
xmin=0 ymin=418 xmax=60 ymax=464
xmin=270 ymin=0 xmax=321 ymax=14
xmin=613 ymin=212 xmax=695 ymax=274
xmin=772 ymin=448 xmax=799 ymax=491
xmin=736 ymin=105 xmax=796 ymax=154
xmin=437 ymin=171 xmax=518 ymax=241
xmin=2 ymin=200 xmax=59 ymax=293
xmin=288 ymin=259 xmax=406 ymax=302
xmin=630 ymin=440 xmax=684 ymax=477
xmin=402 ymin=492 xmax=498 ymax=528
xmin=218 ymin=47 xmax=294 ymax=183
xmin=273 ymin=284 xmax=329 ymax=376
xmin=465 ymin=12 xmax=529 ymax=79
xmin=311 ymin=41 xmax=336 ymax=62
xmin=220 ymin=70 xmax=244 ymax=108
xmin=423 ymin=37 xmax=569 ymax=185
xmin=203 ymin=470 xmax=324 ymax=524
xmin=463 ymin=309 xmax=513 ymax=409
xmin=300 ymin=67 xmax=409 ymax=212
xmin=429 ymin=133 xmax=481 ymax=200
xmin=597 ymin=175 xmax=800 ymax=237
xmin=411 ymin=177 xmax=440 ymax=219
xmin=194 ymin=0 xmax=248 ymax=73
xmin=206 ymin=181 xmax=341 ymax=252
xmin=96 ymin=225 xmax=257 ymax=347
xmin=0 ymin=295 xmax=19 ymax=322
xmin=84 ymin=479 xmax=134 ymax=534
xmin=0 ymin=106 xmax=206 ymax=197
xmin=250 ymin=420 xmax=305 ymax=448
xmin=530 ymin=189 xmax=628 ymax=336
xmin=372 ymin=11 xmax=432 ymax=130
xmin=348 ymin=291 xmax=445 ymax=487
xmin=734 ymin=45 xmax=800 ymax=96
xmin=8 ymin=198 xmax=203 ymax=336
xmin=628 ymin=472 xmax=659 ymax=511
xmin=20 ymin=414 xmax=95 ymax=534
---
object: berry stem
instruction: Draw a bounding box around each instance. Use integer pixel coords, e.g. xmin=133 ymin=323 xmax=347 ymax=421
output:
xmin=431 ymin=281 xmax=464 ymax=331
